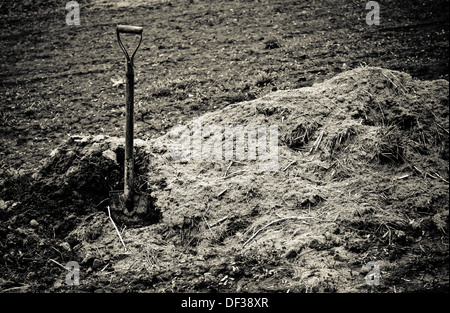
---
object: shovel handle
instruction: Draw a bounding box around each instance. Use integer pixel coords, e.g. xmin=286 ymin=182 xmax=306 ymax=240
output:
xmin=117 ymin=25 xmax=143 ymax=34
xmin=117 ymin=25 xmax=143 ymax=63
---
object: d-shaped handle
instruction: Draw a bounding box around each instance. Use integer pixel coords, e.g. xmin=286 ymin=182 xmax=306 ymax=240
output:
xmin=116 ymin=25 xmax=143 ymax=64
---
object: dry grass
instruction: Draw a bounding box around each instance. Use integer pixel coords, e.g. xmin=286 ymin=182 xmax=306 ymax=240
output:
xmin=322 ymin=126 xmax=358 ymax=158
xmin=284 ymin=120 xmax=320 ymax=151
xmin=374 ymin=125 xmax=405 ymax=164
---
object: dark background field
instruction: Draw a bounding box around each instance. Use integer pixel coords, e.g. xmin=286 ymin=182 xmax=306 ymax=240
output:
xmin=0 ymin=0 xmax=448 ymax=172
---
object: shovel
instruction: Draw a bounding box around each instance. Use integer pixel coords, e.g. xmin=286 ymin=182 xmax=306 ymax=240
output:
xmin=109 ymin=25 xmax=145 ymax=218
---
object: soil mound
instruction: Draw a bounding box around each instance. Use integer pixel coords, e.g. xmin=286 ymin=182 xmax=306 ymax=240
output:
xmin=1 ymin=67 xmax=448 ymax=292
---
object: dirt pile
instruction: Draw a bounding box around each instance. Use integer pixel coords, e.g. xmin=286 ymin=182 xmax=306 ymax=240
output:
xmin=1 ymin=67 xmax=448 ymax=292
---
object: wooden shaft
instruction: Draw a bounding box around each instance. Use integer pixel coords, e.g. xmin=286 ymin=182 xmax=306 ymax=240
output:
xmin=124 ymin=61 xmax=134 ymax=210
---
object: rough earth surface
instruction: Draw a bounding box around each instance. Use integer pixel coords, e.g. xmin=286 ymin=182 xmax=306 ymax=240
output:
xmin=0 ymin=0 xmax=449 ymax=293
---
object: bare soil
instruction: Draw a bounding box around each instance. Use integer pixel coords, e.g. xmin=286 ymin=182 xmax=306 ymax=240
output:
xmin=0 ymin=0 xmax=448 ymax=293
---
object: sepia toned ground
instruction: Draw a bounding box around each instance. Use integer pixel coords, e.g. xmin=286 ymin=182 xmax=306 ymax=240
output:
xmin=0 ymin=0 xmax=448 ymax=293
